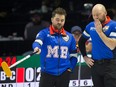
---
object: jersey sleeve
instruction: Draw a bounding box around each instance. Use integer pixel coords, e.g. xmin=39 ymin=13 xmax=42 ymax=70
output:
xmin=109 ymin=22 xmax=116 ymax=38
xmin=69 ymin=56 xmax=78 ymax=72
xmin=82 ymin=23 xmax=92 ymax=39
xmin=32 ymin=30 xmax=45 ymax=50
xmin=70 ymin=35 xmax=77 ymax=53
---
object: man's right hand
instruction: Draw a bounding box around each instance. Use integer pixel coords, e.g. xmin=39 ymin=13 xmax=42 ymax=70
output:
xmin=83 ymin=56 xmax=94 ymax=68
xmin=34 ymin=47 xmax=41 ymax=54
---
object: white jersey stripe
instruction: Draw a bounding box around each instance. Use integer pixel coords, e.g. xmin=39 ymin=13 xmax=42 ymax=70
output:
xmin=83 ymin=31 xmax=90 ymax=37
xmin=109 ymin=32 xmax=116 ymax=37
xmin=35 ymin=39 xmax=43 ymax=45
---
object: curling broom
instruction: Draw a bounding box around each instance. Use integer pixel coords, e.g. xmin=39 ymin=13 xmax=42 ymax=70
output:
xmin=1 ymin=51 xmax=38 ymax=77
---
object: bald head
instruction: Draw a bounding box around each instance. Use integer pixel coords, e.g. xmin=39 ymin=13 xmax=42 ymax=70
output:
xmin=92 ymin=4 xmax=107 ymax=23
xmin=92 ymin=4 xmax=107 ymax=14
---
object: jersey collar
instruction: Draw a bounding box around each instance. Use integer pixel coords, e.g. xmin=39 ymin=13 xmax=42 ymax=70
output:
xmin=49 ymin=25 xmax=66 ymax=36
xmin=102 ymin=16 xmax=111 ymax=26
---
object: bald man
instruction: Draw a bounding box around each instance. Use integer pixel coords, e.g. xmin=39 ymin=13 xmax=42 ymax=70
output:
xmin=78 ymin=4 xmax=116 ymax=87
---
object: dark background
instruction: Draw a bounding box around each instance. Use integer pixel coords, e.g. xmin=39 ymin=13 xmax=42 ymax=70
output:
xmin=0 ymin=0 xmax=115 ymax=56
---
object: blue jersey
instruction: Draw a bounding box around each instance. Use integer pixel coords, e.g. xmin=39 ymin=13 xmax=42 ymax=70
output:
xmin=32 ymin=27 xmax=77 ymax=75
xmin=82 ymin=19 xmax=116 ymax=60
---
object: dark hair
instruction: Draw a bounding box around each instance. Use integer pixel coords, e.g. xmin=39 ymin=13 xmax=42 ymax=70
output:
xmin=52 ymin=7 xmax=67 ymax=18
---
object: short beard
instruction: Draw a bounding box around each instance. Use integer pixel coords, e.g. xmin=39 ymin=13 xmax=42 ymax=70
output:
xmin=100 ymin=19 xmax=105 ymax=24
xmin=54 ymin=25 xmax=62 ymax=30
xmin=100 ymin=15 xmax=106 ymax=23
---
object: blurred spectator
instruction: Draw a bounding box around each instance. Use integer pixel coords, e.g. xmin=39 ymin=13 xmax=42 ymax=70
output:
xmin=0 ymin=12 xmax=7 ymax=18
xmin=107 ymin=10 xmax=115 ymax=20
xmin=71 ymin=26 xmax=82 ymax=46
xmin=41 ymin=1 xmax=48 ymax=13
xmin=71 ymin=26 xmax=92 ymax=53
xmin=24 ymin=10 xmax=50 ymax=41
xmin=111 ymin=3 xmax=116 ymax=21
xmin=42 ymin=0 xmax=61 ymax=10
xmin=107 ymin=3 xmax=116 ymax=21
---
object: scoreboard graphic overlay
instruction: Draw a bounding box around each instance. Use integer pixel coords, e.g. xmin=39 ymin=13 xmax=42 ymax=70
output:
xmin=0 ymin=54 xmax=93 ymax=87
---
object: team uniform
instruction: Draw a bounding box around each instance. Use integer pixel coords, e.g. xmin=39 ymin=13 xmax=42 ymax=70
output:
xmin=32 ymin=25 xmax=77 ymax=87
xmin=83 ymin=17 xmax=116 ymax=59
xmin=81 ymin=16 xmax=116 ymax=87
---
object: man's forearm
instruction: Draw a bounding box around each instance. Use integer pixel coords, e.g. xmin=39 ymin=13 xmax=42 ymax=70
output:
xmin=78 ymin=36 xmax=87 ymax=57
xmin=98 ymin=32 xmax=116 ymax=50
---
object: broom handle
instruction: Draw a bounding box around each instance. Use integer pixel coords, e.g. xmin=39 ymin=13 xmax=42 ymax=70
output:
xmin=9 ymin=51 xmax=38 ymax=68
xmin=78 ymin=54 xmax=82 ymax=87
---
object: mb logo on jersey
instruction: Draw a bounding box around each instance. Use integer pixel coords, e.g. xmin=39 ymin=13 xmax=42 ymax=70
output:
xmin=62 ymin=35 xmax=69 ymax=42
xmin=103 ymin=26 xmax=109 ymax=32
